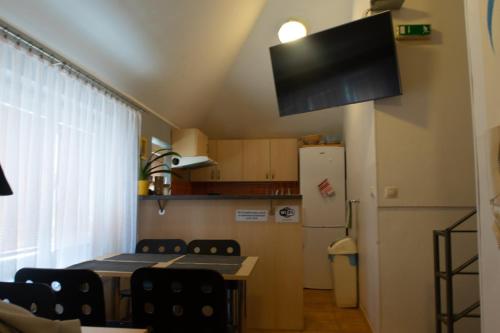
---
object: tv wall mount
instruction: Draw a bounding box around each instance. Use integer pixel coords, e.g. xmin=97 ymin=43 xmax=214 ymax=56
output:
xmin=371 ymin=0 xmax=405 ymax=10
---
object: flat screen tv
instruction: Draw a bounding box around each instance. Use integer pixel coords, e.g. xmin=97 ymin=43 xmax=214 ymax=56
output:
xmin=269 ymin=11 xmax=402 ymax=117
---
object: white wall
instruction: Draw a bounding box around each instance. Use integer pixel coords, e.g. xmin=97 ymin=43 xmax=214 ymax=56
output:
xmin=378 ymin=208 xmax=479 ymax=333
xmin=348 ymin=0 xmax=478 ymax=332
xmin=142 ymin=111 xmax=172 ymax=153
xmin=344 ymin=101 xmax=381 ymax=333
xmin=345 ymin=2 xmax=381 ymax=331
xmin=463 ymin=1 xmax=500 ymax=332
xmin=373 ymin=0 xmax=478 ymax=332
xmin=375 ymin=1 xmax=475 ymax=208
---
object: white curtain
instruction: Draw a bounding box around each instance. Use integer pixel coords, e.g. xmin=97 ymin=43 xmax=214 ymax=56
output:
xmin=0 ymin=36 xmax=141 ymax=281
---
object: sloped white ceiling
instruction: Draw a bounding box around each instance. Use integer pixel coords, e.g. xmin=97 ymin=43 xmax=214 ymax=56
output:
xmin=0 ymin=0 xmax=354 ymax=139
xmin=200 ymin=0 xmax=354 ymax=138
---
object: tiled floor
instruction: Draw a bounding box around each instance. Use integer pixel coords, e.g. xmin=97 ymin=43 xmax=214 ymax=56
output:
xmin=249 ymin=289 xmax=372 ymax=333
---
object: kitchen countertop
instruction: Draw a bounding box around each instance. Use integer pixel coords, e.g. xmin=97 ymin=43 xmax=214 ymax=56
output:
xmin=139 ymin=194 xmax=302 ymax=200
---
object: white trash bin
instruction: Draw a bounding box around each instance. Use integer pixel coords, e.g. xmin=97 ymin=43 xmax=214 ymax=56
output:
xmin=328 ymin=237 xmax=358 ymax=308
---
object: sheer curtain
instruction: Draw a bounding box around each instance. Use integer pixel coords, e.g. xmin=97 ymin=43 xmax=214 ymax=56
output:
xmin=0 ymin=35 xmax=141 ymax=281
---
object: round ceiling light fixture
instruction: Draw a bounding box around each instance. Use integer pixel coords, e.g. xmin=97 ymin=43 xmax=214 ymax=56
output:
xmin=278 ymin=20 xmax=307 ymax=43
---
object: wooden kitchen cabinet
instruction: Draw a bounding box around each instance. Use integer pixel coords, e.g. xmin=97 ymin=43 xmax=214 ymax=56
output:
xmin=243 ymin=139 xmax=270 ymax=181
xmin=172 ymin=128 xmax=207 ymax=156
xmin=216 ymin=140 xmax=243 ymax=181
xmin=191 ymin=140 xmax=217 ymax=181
xmin=242 ymin=138 xmax=298 ymax=181
xmin=190 ymin=138 xmax=297 ymax=182
xmin=270 ymin=138 xmax=298 ymax=181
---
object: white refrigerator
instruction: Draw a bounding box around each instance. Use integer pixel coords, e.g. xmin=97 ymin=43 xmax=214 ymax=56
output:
xmin=300 ymin=146 xmax=346 ymax=289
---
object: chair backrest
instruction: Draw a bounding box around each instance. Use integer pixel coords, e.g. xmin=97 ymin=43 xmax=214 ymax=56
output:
xmin=188 ymin=239 xmax=241 ymax=256
xmin=136 ymin=239 xmax=187 ymax=254
xmin=0 ymin=281 xmax=56 ymax=319
xmin=131 ymin=268 xmax=226 ymax=333
xmin=14 ymin=268 xmax=106 ymax=326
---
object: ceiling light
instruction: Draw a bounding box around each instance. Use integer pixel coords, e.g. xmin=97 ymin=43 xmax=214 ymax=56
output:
xmin=278 ymin=20 xmax=307 ymax=43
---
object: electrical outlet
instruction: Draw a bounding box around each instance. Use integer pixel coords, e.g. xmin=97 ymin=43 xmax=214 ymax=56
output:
xmin=384 ymin=186 xmax=399 ymax=199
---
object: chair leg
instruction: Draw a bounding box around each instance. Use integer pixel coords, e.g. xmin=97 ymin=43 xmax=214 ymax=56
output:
xmin=119 ymin=296 xmax=132 ymax=322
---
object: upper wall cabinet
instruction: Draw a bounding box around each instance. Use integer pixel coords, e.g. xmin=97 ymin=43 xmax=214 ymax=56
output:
xmin=190 ymin=138 xmax=298 ymax=182
xmin=172 ymin=128 xmax=208 ymax=156
xmin=270 ymin=139 xmax=298 ymax=181
xmin=217 ymin=140 xmax=243 ymax=181
xmin=191 ymin=140 xmax=218 ymax=181
xmin=243 ymin=139 xmax=271 ymax=181
xmin=242 ymin=139 xmax=298 ymax=181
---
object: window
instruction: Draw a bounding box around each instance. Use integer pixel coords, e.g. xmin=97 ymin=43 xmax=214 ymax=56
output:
xmin=0 ymin=34 xmax=141 ymax=280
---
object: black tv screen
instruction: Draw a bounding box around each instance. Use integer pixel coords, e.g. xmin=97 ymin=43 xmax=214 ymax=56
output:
xmin=269 ymin=11 xmax=402 ymax=117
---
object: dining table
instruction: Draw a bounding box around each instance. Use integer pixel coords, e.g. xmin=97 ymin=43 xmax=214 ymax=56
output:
xmin=81 ymin=327 xmax=146 ymax=333
xmin=69 ymin=253 xmax=258 ymax=332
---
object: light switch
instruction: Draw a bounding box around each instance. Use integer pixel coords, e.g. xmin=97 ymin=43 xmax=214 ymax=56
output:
xmin=384 ymin=186 xmax=399 ymax=199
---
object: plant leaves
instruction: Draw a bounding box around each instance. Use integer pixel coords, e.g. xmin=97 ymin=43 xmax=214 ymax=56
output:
xmin=147 ymin=170 xmax=173 ymax=176
xmin=143 ymin=151 xmax=181 ymax=173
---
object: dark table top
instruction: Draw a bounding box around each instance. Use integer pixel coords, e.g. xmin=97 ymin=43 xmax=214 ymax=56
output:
xmin=105 ymin=253 xmax=181 ymax=263
xmin=176 ymin=254 xmax=247 ymax=265
xmin=67 ymin=260 xmax=154 ymax=272
xmin=68 ymin=253 xmax=249 ymax=278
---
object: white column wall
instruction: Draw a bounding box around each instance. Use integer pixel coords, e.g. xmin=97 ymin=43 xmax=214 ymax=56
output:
xmin=344 ymin=101 xmax=381 ymax=333
xmin=463 ymin=1 xmax=500 ymax=332
xmin=348 ymin=0 xmax=477 ymax=332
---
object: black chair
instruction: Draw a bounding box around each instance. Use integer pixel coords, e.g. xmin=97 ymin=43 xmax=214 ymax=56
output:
xmin=187 ymin=239 xmax=240 ymax=256
xmin=121 ymin=239 xmax=189 ymax=311
xmin=136 ymin=239 xmax=188 ymax=254
xmin=15 ymin=268 xmax=106 ymax=326
xmin=131 ymin=267 xmax=227 ymax=333
xmin=187 ymin=239 xmax=242 ymax=329
xmin=0 ymin=281 xmax=56 ymax=319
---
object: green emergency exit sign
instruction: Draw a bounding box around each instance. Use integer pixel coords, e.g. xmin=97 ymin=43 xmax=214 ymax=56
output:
xmin=396 ymin=24 xmax=432 ymax=40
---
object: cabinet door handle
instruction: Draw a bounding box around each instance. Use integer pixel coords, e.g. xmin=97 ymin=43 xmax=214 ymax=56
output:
xmin=266 ymin=173 xmax=269 ymax=179
xmin=271 ymin=173 xmax=275 ymax=180
xmin=210 ymin=169 xmax=215 ymax=180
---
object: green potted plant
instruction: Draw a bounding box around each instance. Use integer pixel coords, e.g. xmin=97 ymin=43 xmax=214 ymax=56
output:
xmin=138 ymin=149 xmax=180 ymax=196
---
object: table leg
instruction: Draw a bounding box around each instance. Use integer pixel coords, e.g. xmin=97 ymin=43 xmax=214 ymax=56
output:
xmin=239 ymin=281 xmax=246 ymax=333
xmin=111 ymin=276 xmax=121 ymax=320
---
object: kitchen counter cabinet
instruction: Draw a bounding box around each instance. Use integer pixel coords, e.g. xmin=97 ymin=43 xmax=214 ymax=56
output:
xmin=138 ymin=198 xmax=304 ymax=331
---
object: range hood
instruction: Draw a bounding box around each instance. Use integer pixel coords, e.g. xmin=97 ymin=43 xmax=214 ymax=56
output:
xmin=171 ymin=128 xmax=217 ymax=168
xmin=171 ymin=156 xmax=217 ymax=169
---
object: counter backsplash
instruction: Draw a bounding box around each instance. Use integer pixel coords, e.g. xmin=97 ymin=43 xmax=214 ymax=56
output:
xmin=172 ymin=179 xmax=300 ymax=196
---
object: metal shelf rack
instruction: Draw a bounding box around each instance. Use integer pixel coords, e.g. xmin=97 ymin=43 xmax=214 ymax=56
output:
xmin=433 ymin=209 xmax=479 ymax=333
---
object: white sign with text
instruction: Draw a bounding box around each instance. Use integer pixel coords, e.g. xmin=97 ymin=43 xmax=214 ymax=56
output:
xmin=235 ymin=209 xmax=268 ymax=222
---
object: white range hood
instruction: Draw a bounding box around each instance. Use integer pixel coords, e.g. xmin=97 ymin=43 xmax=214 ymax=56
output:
xmin=171 ymin=128 xmax=217 ymax=168
xmin=171 ymin=156 xmax=217 ymax=169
